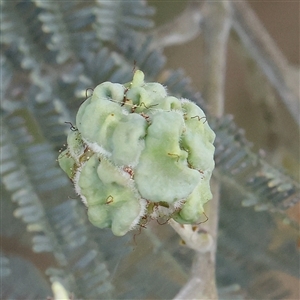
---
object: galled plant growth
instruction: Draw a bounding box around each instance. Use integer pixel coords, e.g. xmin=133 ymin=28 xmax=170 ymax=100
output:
xmin=58 ymin=70 xmax=216 ymax=236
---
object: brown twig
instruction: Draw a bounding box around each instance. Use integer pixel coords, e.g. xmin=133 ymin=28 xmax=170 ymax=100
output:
xmin=150 ymin=1 xmax=204 ymax=49
xmin=231 ymin=1 xmax=300 ymax=126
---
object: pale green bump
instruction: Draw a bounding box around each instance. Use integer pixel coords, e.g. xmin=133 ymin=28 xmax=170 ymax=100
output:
xmin=135 ymin=111 xmax=201 ymax=203
xmin=67 ymin=130 xmax=84 ymax=163
xmin=126 ymin=87 xmax=148 ymax=108
xmin=130 ymin=70 xmax=145 ymax=88
xmin=110 ymin=198 xmax=142 ymax=236
xmin=58 ymin=149 xmax=76 ymax=179
xmin=76 ymin=97 xmax=122 ymax=150
xmin=181 ymin=126 xmax=215 ymax=172
xmin=127 ymin=71 xmax=167 ymax=108
xmin=75 ymin=95 xmax=91 ymax=128
xmin=156 ymin=96 xmax=182 ymax=111
xmin=143 ymin=82 xmax=168 ymax=105
xmin=111 ymin=113 xmax=147 ymax=166
xmin=58 ymin=130 xmax=84 ymax=178
xmin=174 ymin=178 xmax=213 ymax=224
xmin=77 ymin=154 xmax=105 ymax=206
xmin=93 ymin=82 xmax=125 ymax=102
xmin=126 ymin=84 xmax=167 ymax=112
xmin=78 ymin=155 xmax=142 ymax=236
xmin=181 ymin=100 xmax=216 ymax=171
xmin=87 ymin=205 xmax=110 ymax=229
xmin=182 ymin=100 xmax=215 ymax=143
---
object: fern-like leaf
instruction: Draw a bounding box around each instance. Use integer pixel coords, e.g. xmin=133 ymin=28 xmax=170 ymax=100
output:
xmin=212 ymin=115 xmax=300 ymax=212
xmin=94 ymin=0 xmax=155 ymax=45
xmin=45 ymin=200 xmax=114 ymax=298
xmin=0 ymin=255 xmax=51 ymax=299
xmin=1 ymin=0 xmax=55 ymax=69
xmin=1 ymin=112 xmax=114 ymax=298
xmin=34 ymin=0 xmax=99 ymax=63
xmin=0 ymin=252 xmax=11 ymax=278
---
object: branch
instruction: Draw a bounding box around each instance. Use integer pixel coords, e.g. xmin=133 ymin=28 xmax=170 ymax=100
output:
xmin=201 ymin=1 xmax=231 ymax=117
xmin=172 ymin=1 xmax=232 ymax=299
xmin=150 ymin=1 xmax=203 ymax=49
xmin=170 ymin=180 xmax=220 ymax=300
xmin=231 ymin=0 xmax=300 ymax=127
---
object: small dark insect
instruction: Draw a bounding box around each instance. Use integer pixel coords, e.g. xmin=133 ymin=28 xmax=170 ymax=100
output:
xmin=79 ymin=87 xmax=94 ymax=105
xmin=85 ymin=87 xmax=94 ymax=100
xmin=156 ymin=217 xmax=171 ymax=225
xmin=122 ymin=87 xmax=130 ymax=106
xmin=195 ymin=211 xmax=209 ymax=225
xmin=140 ymin=102 xmax=159 ymax=110
xmin=64 ymin=121 xmax=77 ymax=131
xmin=191 ymin=115 xmax=207 ymax=124
xmin=132 ymin=60 xmax=137 ymax=73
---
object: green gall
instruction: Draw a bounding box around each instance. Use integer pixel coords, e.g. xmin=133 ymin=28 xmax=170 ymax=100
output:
xmin=134 ymin=111 xmax=201 ymax=203
xmin=58 ymin=70 xmax=216 ymax=236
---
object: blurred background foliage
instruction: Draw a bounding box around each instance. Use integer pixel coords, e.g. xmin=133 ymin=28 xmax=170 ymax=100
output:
xmin=1 ymin=0 xmax=299 ymax=299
